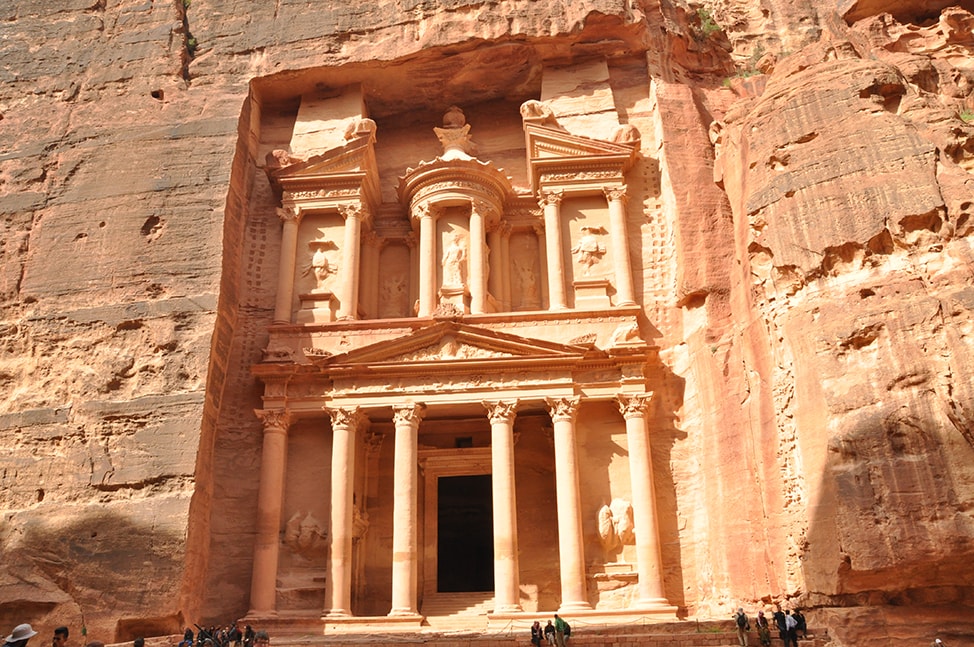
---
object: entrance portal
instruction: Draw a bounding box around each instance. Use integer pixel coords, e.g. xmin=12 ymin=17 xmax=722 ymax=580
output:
xmin=436 ymin=474 xmax=494 ymax=592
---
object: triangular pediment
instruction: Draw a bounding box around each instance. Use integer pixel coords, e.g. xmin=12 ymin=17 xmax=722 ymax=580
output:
xmin=273 ymin=134 xmax=376 ymax=181
xmin=318 ymin=322 xmax=593 ymax=369
xmin=525 ymin=123 xmax=637 ymax=162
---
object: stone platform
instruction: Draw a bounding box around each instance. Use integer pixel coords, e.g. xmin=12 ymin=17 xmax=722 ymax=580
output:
xmin=229 ymin=620 xmax=829 ymax=647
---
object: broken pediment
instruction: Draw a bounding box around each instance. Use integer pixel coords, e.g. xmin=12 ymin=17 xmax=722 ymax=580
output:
xmin=314 ymin=321 xmax=593 ymax=369
xmin=266 ymin=121 xmax=381 ymax=207
xmin=523 ymin=122 xmax=639 ymax=193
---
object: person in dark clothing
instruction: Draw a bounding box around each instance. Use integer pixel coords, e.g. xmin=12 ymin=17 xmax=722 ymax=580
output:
xmin=792 ymin=609 xmax=807 ymax=639
xmin=772 ymin=605 xmax=788 ymax=647
xmin=530 ymin=621 xmax=543 ymax=647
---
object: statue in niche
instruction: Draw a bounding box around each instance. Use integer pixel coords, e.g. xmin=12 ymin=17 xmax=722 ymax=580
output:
xmin=513 ymin=256 xmax=539 ymax=305
xmin=442 ymin=232 xmax=467 ymax=287
xmin=379 ymin=274 xmax=408 ymax=318
xmin=571 ymin=225 xmax=606 ymax=274
xmin=597 ymin=498 xmax=635 ymax=554
xmin=302 ymin=239 xmax=338 ymax=290
xmin=284 ymin=510 xmax=328 ymax=559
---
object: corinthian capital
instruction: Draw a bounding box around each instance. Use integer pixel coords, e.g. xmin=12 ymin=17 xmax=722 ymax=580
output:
xmin=326 ymin=406 xmax=367 ymax=430
xmin=538 ymin=189 xmax=564 ymax=208
xmin=255 ymin=408 xmax=291 ymax=433
xmin=483 ymin=399 xmax=519 ymax=425
xmin=276 ymin=204 xmax=300 ymax=223
xmin=616 ymin=393 xmax=654 ymax=419
xmin=603 ymin=185 xmax=628 ymax=203
xmin=338 ymin=202 xmax=367 ymax=221
xmin=392 ymin=402 xmax=427 ymax=427
xmin=545 ymin=396 xmax=581 ymax=422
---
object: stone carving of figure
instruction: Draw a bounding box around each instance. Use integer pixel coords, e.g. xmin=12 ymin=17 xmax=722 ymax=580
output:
xmin=303 ymin=240 xmax=337 ymax=290
xmin=442 ymin=232 xmax=467 ymax=287
xmin=513 ymin=256 xmax=539 ymax=305
xmin=597 ymin=498 xmax=635 ymax=553
xmin=284 ymin=510 xmax=328 ymax=559
xmin=379 ymin=274 xmax=408 ymax=317
xmin=571 ymin=225 xmax=606 ymax=274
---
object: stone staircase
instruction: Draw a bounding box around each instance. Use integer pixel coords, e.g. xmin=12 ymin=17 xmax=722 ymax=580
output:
xmin=420 ymin=592 xmax=495 ymax=631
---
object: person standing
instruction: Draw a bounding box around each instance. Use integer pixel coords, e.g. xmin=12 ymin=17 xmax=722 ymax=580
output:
xmin=553 ymin=614 xmax=568 ymax=647
xmin=4 ymin=625 xmax=38 ymax=647
xmin=52 ymin=628 xmax=69 ymax=647
xmin=734 ymin=607 xmax=750 ymax=647
xmin=792 ymin=609 xmax=807 ymax=640
xmin=784 ymin=611 xmax=798 ymax=647
xmin=772 ymin=604 xmax=787 ymax=647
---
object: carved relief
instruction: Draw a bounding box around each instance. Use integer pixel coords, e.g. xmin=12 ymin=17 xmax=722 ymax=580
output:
xmin=545 ymin=396 xmax=581 ymax=421
xmin=608 ymin=323 xmax=643 ymax=347
xmin=302 ymin=239 xmax=338 ymax=290
xmin=284 ymin=510 xmax=328 ymax=559
xmin=571 ymin=225 xmax=607 ymax=274
xmin=391 ymin=336 xmax=513 ymax=362
xmin=511 ymin=230 xmax=541 ymax=310
xmin=598 ymin=498 xmax=635 ymax=552
xmin=519 ymin=99 xmax=560 ymax=127
xmin=484 ymin=399 xmax=519 ymax=424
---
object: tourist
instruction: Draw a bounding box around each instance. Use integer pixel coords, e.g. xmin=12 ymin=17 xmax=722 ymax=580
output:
xmin=52 ymin=627 xmax=69 ymax=647
xmin=792 ymin=609 xmax=807 ymax=640
xmin=543 ymin=620 xmax=555 ymax=646
xmin=755 ymin=610 xmax=772 ymax=647
xmin=530 ymin=621 xmax=543 ymax=647
xmin=4 ymin=624 xmax=38 ymax=647
xmin=563 ymin=621 xmax=571 ymax=644
xmin=784 ymin=611 xmax=798 ymax=647
xmin=772 ymin=605 xmax=787 ymax=647
xmin=734 ymin=607 xmax=750 ymax=646
xmin=253 ymin=632 xmax=269 ymax=647
xmin=553 ymin=614 xmax=568 ymax=647
xmin=133 ymin=638 xmax=144 ymax=647
xmin=242 ymin=626 xmax=254 ymax=647
xmin=180 ymin=628 xmax=194 ymax=647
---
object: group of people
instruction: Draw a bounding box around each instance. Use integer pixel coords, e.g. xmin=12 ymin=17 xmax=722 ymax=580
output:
xmin=2 ymin=622 xmax=269 ymax=647
xmin=735 ymin=605 xmax=806 ymax=647
xmin=530 ymin=614 xmax=571 ymax=647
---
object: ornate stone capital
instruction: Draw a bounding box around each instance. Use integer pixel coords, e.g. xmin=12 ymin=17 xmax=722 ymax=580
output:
xmin=603 ymin=185 xmax=628 ymax=203
xmin=392 ymin=402 xmax=427 ymax=427
xmin=483 ymin=399 xmax=519 ymax=425
xmin=255 ymin=408 xmax=291 ymax=434
xmin=538 ymin=189 xmax=564 ymax=209
xmin=365 ymin=431 xmax=385 ymax=457
xmin=545 ymin=396 xmax=581 ymax=422
xmin=616 ymin=393 xmax=654 ymax=419
xmin=471 ymin=198 xmax=497 ymax=220
xmin=276 ymin=204 xmax=300 ymax=224
xmin=338 ymin=202 xmax=367 ymax=221
xmin=326 ymin=406 xmax=367 ymax=431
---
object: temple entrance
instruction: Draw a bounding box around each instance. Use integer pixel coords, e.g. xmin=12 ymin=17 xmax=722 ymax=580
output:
xmin=436 ymin=474 xmax=494 ymax=592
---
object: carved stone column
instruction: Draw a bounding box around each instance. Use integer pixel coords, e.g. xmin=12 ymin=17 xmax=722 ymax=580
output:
xmin=337 ymin=203 xmax=365 ymax=320
xmin=484 ymin=399 xmax=521 ymax=612
xmin=603 ymin=186 xmax=636 ymax=306
xmin=416 ymin=203 xmax=437 ymax=317
xmin=273 ymin=205 xmax=301 ymax=323
xmin=540 ymin=190 xmax=568 ymax=310
xmin=249 ymin=409 xmax=291 ymax=614
xmin=389 ymin=402 xmax=426 ymax=616
xmin=325 ymin=406 xmax=367 ymax=617
xmin=617 ymin=393 xmax=668 ymax=606
xmin=545 ymin=396 xmax=592 ymax=611
xmin=469 ymin=200 xmax=490 ymax=314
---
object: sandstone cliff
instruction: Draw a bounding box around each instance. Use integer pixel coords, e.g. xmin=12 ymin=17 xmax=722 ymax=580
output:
xmin=1 ymin=1 xmax=972 ymax=646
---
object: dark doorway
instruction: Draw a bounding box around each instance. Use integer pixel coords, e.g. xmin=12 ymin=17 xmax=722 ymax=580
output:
xmin=437 ymin=474 xmax=494 ymax=592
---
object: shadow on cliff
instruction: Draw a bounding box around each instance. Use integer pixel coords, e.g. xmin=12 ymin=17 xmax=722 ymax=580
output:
xmin=4 ymin=510 xmax=187 ymax=642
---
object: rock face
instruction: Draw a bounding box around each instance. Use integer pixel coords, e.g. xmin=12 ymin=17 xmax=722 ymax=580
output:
xmin=1 ymin=1 xmax=973 ymax=646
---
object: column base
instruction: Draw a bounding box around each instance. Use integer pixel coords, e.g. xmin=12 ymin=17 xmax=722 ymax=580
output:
xmin=323 ymin=609 xmax=352 ymax=618
xmin=493 ymin=603 xmax=523 ymax=614
xmin=635 ymin=597 xmax=677 ymax=609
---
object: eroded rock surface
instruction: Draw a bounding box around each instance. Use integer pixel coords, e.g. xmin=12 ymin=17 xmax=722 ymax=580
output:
xmin=1 ymin=1 xmax=973 ymax=645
